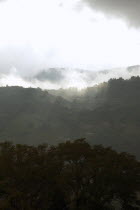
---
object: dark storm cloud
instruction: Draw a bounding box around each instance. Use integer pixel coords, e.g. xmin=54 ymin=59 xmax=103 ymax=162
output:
xmin=82 ymin=0 xmax=140 ymax=27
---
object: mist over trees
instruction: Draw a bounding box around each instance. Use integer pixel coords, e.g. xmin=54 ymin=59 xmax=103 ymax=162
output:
xmin=0 ymin=77 xmax=139 ymax=209
xmin=0 ymin=77 xmax=140 ymax=158
xmin=0 ymin=139 xmax=139 ymax=210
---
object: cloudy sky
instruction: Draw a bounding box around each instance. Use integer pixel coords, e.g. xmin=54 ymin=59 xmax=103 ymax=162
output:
xmin=0 ymin=0 xmax=140 ymax=88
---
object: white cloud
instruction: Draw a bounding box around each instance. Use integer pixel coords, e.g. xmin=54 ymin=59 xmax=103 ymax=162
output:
xmin=0 ymin=66 xmax=140 ymax=90
xmin=0 ymin=0 xmax=139 ymax=80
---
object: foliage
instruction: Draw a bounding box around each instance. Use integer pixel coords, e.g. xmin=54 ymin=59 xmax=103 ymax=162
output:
xmin=0 ymin=139 xmax=139 ymax=209
xmin=0 ymin=77 xmax=140 ymax=158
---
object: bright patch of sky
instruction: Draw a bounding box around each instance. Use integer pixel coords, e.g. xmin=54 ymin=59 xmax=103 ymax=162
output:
xmin=0 ymin=0 xmax=140 ymax=88
xmin=0 ymin=0 xmax=140 ymax=72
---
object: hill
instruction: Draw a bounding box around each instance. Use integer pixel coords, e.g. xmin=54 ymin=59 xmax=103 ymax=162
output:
xmin=0 ymin=77 xmax=140 ymax=158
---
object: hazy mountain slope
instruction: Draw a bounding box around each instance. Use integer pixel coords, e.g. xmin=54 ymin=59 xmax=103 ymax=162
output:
xmin=0 ymin=77 xmax=140 ymax=158
xmin=76 ymin=77 xmax=140 ymax=157
xmin=0 ymin=86 xmax=74 ymax=144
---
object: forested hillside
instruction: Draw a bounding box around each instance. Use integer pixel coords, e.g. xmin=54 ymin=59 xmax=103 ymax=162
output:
xmin=0 ymin=77 xmax=140 ymax=158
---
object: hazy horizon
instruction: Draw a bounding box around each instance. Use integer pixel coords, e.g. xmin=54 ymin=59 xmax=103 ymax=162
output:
xmin=0 ymin=0 xmax=140 ymax=88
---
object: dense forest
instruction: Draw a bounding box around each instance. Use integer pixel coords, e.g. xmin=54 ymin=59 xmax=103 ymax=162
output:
xmin=0 ymin=139 xmax=139 ymax=209
xmin=0 ymin=77 xmax=140 ymax=158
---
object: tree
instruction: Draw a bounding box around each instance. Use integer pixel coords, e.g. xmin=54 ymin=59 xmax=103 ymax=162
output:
xmin=0 ymin=139 xmax=139 ymax=209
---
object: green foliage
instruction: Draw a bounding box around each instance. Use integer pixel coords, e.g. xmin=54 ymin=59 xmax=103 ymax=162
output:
xmin=0 ymin=140 xmax=139 ymax=209
xmin=0 ymin=77 xmax=140 ymax=158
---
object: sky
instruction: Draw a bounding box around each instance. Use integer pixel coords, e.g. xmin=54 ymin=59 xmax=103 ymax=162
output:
xmin=0 ymin=0 xmax=140 ymax=88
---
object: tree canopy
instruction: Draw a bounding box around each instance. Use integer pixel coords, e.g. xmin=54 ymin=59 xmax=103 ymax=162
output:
xmin=0 ymin=77 xmax=140 ymax=158
xmin=0 ymin=139 xmax=139 ymax=210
